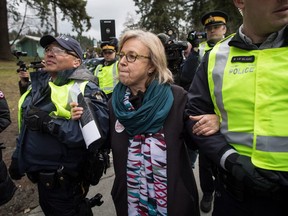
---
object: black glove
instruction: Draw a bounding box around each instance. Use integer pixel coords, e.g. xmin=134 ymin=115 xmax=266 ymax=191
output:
xmin=257 ymin=168 xmax=288 ymax=186
xmin=84 ymin=149 xmax=110 ymax=186
xmin=24 ymin=107 xmax=52 ymax=133
xmin=228 ymin=155 xmax=279 ymax=192
xmin=8 ymin=159 xmax=24 ymax=180
xmin=101 ymin=149 xmax=111 ymax=170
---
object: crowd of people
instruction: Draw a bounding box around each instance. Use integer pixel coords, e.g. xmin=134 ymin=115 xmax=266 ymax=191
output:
xmin=1 ymin=0 xmax=288 ymax=215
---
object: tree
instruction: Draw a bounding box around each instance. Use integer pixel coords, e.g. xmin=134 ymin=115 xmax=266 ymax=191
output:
xmin=133 ymin=0 xmax=187 ymax=37
xmin=190 ymin=0 xmax=242 ymax=34
xmin=0 ymin=0 xmax=92 ymax=60
xmin=132 ymin=0 xmax=242 ymax=39
xmin=122 ymin=12 xmax=140 ymax=36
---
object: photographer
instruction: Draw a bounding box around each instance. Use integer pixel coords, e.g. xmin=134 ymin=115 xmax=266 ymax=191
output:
xmin=13 ymin=50 xmax=45 ymax=95
xmin=157 ymin=33 xmax=188 ymax=85
xmin=18 ymin=70 xmax=31 ymax=95
xmin=179 ymin=38 xmax=200 ymax=91
xmin=18 ymin=60 xmax=46 ymax=95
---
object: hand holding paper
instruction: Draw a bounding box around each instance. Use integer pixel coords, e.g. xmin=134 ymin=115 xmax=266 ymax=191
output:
xmin=70 ymin=83 xmax=102 ymax=149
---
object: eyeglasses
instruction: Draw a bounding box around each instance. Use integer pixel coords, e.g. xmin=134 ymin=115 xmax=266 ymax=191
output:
xmin=117 ymin=51 xmax=150 ymax=63
xmin=44 ymin=46 xmax=78 ymax=58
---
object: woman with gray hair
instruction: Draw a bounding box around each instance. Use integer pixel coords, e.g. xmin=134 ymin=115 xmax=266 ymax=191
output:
xmin=71 ymin=29 xmax=219 ymax=215
xmin=108 ymin=29 xmax=199 ymax=216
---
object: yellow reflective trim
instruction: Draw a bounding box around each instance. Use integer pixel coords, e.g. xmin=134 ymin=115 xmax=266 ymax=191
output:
xmin=18 ymin=89 xmax=31 ymax=132
xmin=204 ymin=16 xmax=226 ymax=25
xmin=49 ymin=81 xmax=88 ymax=119
xmin=208 ymin=35 xmax=288 ymax=171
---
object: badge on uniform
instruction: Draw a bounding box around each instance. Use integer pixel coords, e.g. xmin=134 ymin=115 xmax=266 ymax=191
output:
xmin=0 ymin=91 xmax=5 ymax=99
xmin=93 ymin=91 xmax=103 ymax=100
xmin=115 ymin=119 xmax=125 ymax=133
xmin=231 ymin=55 xmax=255 ymax=63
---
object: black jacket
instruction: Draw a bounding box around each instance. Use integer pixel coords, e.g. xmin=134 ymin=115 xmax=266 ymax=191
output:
xmin=0 ymin=90 xmax=11 ymax=133
xmin=12 ymin=65 xmax=109 ymax=174
xmin=109 ymin=85 xmax=200 ymax=216
xmin=180 ymin=49 xmax=200 ymax=91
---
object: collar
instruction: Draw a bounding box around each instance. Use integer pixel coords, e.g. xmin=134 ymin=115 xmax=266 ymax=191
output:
xmin=100 ymin=58 xmax=117 ymax=66
xmin=238 ymin=24 xmax=287 ymax=49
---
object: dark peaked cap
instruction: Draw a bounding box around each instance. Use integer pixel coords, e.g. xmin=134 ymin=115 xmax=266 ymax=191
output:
xmin=201 ymin=10 xmax=228 ymax=27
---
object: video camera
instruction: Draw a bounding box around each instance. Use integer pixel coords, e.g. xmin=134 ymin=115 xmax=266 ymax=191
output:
xmin=157 ymin=33 xmax=188 ymax=85
xmin=164 ymin=40 xmax=188 ymax=74
xmin=158 ymin=33 xmax=188 ymax=73
xmin=12 ymin=50 xmax=44 ymax=73
xmin=12 ymin=50 xmax=28 ymax=58
xmin=187 ymin=30 xmax=207 ymax=47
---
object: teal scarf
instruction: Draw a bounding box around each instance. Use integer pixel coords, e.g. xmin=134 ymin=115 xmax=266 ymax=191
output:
xmin=112 ymin=80 xmax=174 ymax=136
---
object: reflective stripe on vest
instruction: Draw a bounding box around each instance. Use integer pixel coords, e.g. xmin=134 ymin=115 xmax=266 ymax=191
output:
xmin=18 ymin=81 xmax=87 ymax=131
xmin=94 ymin=61 xmax=118 ymax=94
xmin=208 ymin=34 xmax=288 ymax=171
xmin=199 ymin=41 xmax=212 ymax=61
xmin=18 ymin=89 xmax=31 ymax=132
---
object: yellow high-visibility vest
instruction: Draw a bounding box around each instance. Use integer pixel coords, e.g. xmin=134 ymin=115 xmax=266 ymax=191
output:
xmin=94 ymin=61 xmax=118 ymax=95
xmin=18 ymin=80 xmax=87 ymax=131
xmin=207 ymin=34 xmax=288 ymax=171
xmin=199 ymin=41 xmax=212 ymax=61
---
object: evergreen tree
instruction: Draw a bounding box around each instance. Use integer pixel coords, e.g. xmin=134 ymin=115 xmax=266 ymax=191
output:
xmin=0 ymin=0 xmax=91 ymax=60
xmin=134 ymin=0 xmax=187 ymax=37
xmin=189 ymin=0 xmax=242 ymax=34
xmin=132 ymin=0 xmax=242 ymax=38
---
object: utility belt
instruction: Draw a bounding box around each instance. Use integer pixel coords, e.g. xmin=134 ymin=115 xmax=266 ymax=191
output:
xmin=27 ymin=166 xmax=81 ymax=189
xmin=218 ymin=169 xmax=288 ymax=202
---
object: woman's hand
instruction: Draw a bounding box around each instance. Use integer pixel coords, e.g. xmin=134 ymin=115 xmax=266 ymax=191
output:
xmin=189 ymin=114 xmax=219 ymax=136
xmin=70 ymin=102 xmax=83 ymax=120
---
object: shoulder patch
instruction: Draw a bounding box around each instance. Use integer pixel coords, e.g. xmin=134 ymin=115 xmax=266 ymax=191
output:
xmin=92 ymin=91 xmax=104 ymax=100
xmin=0 ymin=91 xmax=4 ymax=99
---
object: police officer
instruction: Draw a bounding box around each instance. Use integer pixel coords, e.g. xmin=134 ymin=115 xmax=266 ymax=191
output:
xmin=180 ymin=11 xmax=228 ymax=213
xmin=0 ymin=90 xmax=17 ymax=206
xmin=94 ymin=38 xmax=119 ymax=99
xmin=199 ymin=10 xmax=228 ymax=60
xmin=9 ymin=35 xmax=109 ymax=215
xmin=186 ymin=0 xmax=288 ymax=215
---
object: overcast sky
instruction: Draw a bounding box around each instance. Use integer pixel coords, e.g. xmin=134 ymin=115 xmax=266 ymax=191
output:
xmin=58 ymin=0 xmax=138 ymax=40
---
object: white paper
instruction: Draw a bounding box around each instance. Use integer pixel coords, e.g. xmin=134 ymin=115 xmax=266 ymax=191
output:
xmin=70 ymin=83 xmax=102 ymax=148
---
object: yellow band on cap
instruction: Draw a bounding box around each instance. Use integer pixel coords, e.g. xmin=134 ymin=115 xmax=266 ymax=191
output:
xmin=204 ymin=16 xmax=226 ymax=25
xmin=102 ymin=45 xmax=115 ymax=50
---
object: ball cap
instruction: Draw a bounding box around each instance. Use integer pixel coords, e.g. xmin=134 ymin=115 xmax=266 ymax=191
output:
xmin=40 ymin=35 xmax=83 ymax=59
xmin=201 ymin=10 xmax=228 ymax=27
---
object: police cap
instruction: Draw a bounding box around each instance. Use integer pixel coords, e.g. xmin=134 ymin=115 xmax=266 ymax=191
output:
xmin=201 ymin=10 xmax=228 ymax=28
xmin=100 ymin=38 xmax=118 ymax=52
